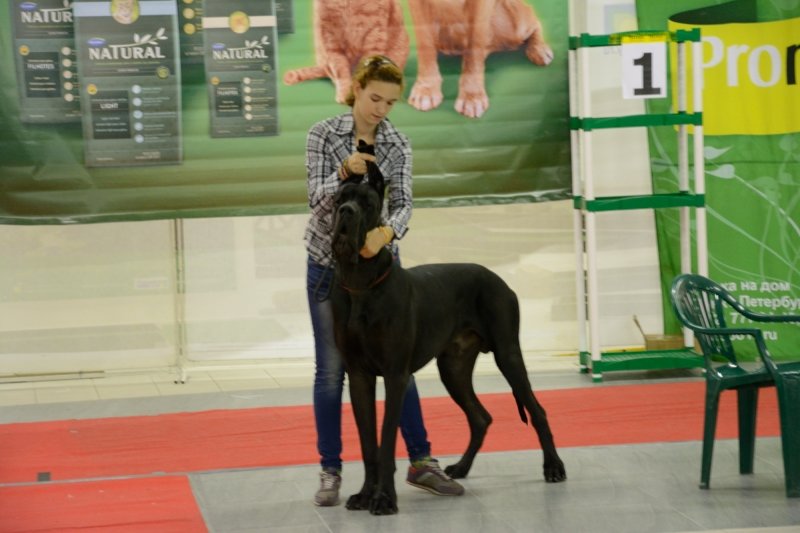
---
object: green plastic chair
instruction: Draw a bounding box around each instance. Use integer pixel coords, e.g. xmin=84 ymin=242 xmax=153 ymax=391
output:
xmin=670 ymin=273 xmax=800 ymax=498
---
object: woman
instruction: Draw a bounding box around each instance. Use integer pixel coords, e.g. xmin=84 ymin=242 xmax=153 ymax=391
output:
xmin=304 ymin=55 xmax=464 ymax=506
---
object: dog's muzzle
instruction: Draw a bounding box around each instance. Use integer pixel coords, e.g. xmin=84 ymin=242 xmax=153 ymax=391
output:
xmin=332 ymin=202 xmax=364 ymax=264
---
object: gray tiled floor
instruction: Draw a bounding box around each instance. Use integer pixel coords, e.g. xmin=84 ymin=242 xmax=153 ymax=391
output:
xmin=190 ymin=441 xmax=799 ymax=533
xmin=1 ymin=360 xmax=799 ymax=532
xmin=189 ymin=369 xmax=800 ymax=533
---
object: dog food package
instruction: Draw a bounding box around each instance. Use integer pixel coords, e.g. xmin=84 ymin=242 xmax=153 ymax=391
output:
xmin=73 ymin=0 xmax=182 ymax=167
xmin=177 ymin=0 xmax=203 ymax=64
xmin=275 ymin=0 xmax=292 ymax=34
xmin=179 ymin=0 xmax=288 ymax=65
xmin=8 ymin=0 xmax=81 ymax=123
xmin=202 ymin=0 xmax=279 ymax=138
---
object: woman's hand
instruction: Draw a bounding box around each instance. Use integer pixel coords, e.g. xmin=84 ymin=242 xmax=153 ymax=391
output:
xmin=341 ymin=152 xmax=377 ymax=180
xmin=359 ymin=226 xmax=394 ymax=258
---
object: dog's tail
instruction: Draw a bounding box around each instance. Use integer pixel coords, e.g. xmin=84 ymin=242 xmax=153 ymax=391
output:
xmin=493 ymin=352 xmax=530 ymax=425
xmin=513 ymin=394 xmax=528 ymax=425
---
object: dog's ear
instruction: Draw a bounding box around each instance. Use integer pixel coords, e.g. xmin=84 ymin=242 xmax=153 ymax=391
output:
xmin=357 ymin=140 xmax=385 ymax=205
xmin=344 ymin=140 xmax=371 ymax=185
xmin=357 ymin=139 xmax=374 ymax=156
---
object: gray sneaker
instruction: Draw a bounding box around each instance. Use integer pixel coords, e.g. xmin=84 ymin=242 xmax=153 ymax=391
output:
xmin=406 ymin=458 xmax=465 ymax=496
xmin=314 ymin=469 xmax=341 ymax=506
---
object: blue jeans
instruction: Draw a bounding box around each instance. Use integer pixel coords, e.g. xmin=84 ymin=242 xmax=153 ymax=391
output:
xmin=306 ymin=257 xmax=431 ymax=471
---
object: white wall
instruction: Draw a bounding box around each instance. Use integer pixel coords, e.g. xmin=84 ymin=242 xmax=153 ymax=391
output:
xmin=0 ymin=221 xmax=178 ymax=374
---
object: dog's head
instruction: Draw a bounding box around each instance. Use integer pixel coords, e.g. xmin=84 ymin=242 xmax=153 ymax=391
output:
xmin=331 ymin=142 xmax=385 ymax=265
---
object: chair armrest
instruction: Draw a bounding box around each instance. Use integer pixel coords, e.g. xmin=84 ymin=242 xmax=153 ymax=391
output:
xmin=717 ymin=290 xmax=800 ymax=324
xmin=739 ymin=309 xmax=800 ymax=324
xmin=688 ymin=325 xmax=776 ymax=371
xmin=689 ymin=325 xmax=762 ymax=338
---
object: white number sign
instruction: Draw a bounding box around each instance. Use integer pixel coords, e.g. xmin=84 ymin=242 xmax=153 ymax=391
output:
xmin=621 ymin=41 xmax=667 ymax=99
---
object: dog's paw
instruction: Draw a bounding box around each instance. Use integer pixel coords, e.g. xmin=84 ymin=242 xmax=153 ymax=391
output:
xmin=454 ymin=92 xmax=489 ymax=119
xmin=527 ymin=42 xmax=554 ymax=67
xmin=454 ymin=77 xmax=489 ymax=118
xmin=444 ymin=462 xmax=469 ymax=479
xmin=333 ymin=78 xmax=351 ymax=105
xmin=408 ymin=79 xmax=443 ymax=112
xmin=345 ymin=492 xmax=372 ymax=511
xmin=369 ymin=491 xmax=398 ymax=515
xmin=543 ymin=459 xmax=567 ymax=483
xmin=282 ymin=70 xmax=300 ymax=85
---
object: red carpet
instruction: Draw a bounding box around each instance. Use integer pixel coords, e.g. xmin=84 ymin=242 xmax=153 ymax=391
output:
xmin=0 ymin=476 xmax=207 ymax=532
xmin=0 ymin=381 xmax=780 ymax=485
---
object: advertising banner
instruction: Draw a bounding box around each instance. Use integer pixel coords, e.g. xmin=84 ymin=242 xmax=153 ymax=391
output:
xmin=202 ymin=0 xmax=278 ymax=138
xmin=636 ymin=0 xmax=800 ymax=360
xmin=0 ymin=0 xmax=570 ymax=224
xmin=73 ymin=0 xmax=182 ymax=166
xmin=8 ymin=0 xmax=82 ymax=123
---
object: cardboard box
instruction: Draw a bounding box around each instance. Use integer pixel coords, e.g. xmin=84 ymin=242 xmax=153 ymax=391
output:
xmin=633 ymin=315 xmax=686 ymax=351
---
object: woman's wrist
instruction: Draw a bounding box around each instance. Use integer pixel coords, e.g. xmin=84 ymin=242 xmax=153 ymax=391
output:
xmin=379 ymin=226 xmax=393 ymax=245
xmin=338 ymin=158 xmax=351 ymax=181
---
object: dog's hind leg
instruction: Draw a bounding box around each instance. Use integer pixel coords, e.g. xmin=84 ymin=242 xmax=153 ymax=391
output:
xmin=493 ymin=343 xmax=567 ymax=483
xmin=436 ymin=342 xmax=491 ymax=479
xmin=522 ymin=11 xmax=553 ymax=66
xmin=478 ymin=281 xmax=565 ymax=481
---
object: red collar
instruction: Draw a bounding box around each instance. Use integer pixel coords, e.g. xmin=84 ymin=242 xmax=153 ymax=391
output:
xmin=340 ymin=263 xmax=392 ymax=294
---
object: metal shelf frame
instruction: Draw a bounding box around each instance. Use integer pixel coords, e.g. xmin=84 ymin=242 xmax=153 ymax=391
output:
xmin=568 ymin=26 xmax=708 ymax=382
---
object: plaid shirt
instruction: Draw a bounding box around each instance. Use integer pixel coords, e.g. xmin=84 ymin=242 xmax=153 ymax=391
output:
xmin=304 ymin=112 xmax=413 ymax=266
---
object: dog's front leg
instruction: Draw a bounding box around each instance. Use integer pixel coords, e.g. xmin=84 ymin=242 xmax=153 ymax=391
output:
xmin=407 ymin=0 xmax=444 ymax=112
xmin=455 ymin=0 xmax=494 ymax=118
xmin=370 ymin=374 xmax=409 ymax=515
xmin=345 ymin=372 xmax=379 ymax=511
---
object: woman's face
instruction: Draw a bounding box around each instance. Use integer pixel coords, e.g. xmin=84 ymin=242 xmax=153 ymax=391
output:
xmin=353 ymin=80 xmax=402 ymax=129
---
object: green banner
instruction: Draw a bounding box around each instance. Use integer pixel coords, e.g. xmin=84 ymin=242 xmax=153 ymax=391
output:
xmin=0 ymin=0 xmax=570 ymax=224
xmin=636 ymin=0 xmax=800 ymax=360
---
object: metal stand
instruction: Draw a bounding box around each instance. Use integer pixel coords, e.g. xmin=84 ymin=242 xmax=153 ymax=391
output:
xmin=569 ymin=29 xmax=707 ymax=382
xmin=171 ymin=218 xmax=188 ymax=384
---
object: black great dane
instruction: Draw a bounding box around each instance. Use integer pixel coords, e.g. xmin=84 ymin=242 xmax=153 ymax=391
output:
xmin=330 ymin=143 xmax=566 ymax=515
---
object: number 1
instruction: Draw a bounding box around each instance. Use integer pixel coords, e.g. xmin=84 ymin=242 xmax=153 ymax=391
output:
xmin=633 ymin=52 xmax=661 ymax=96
